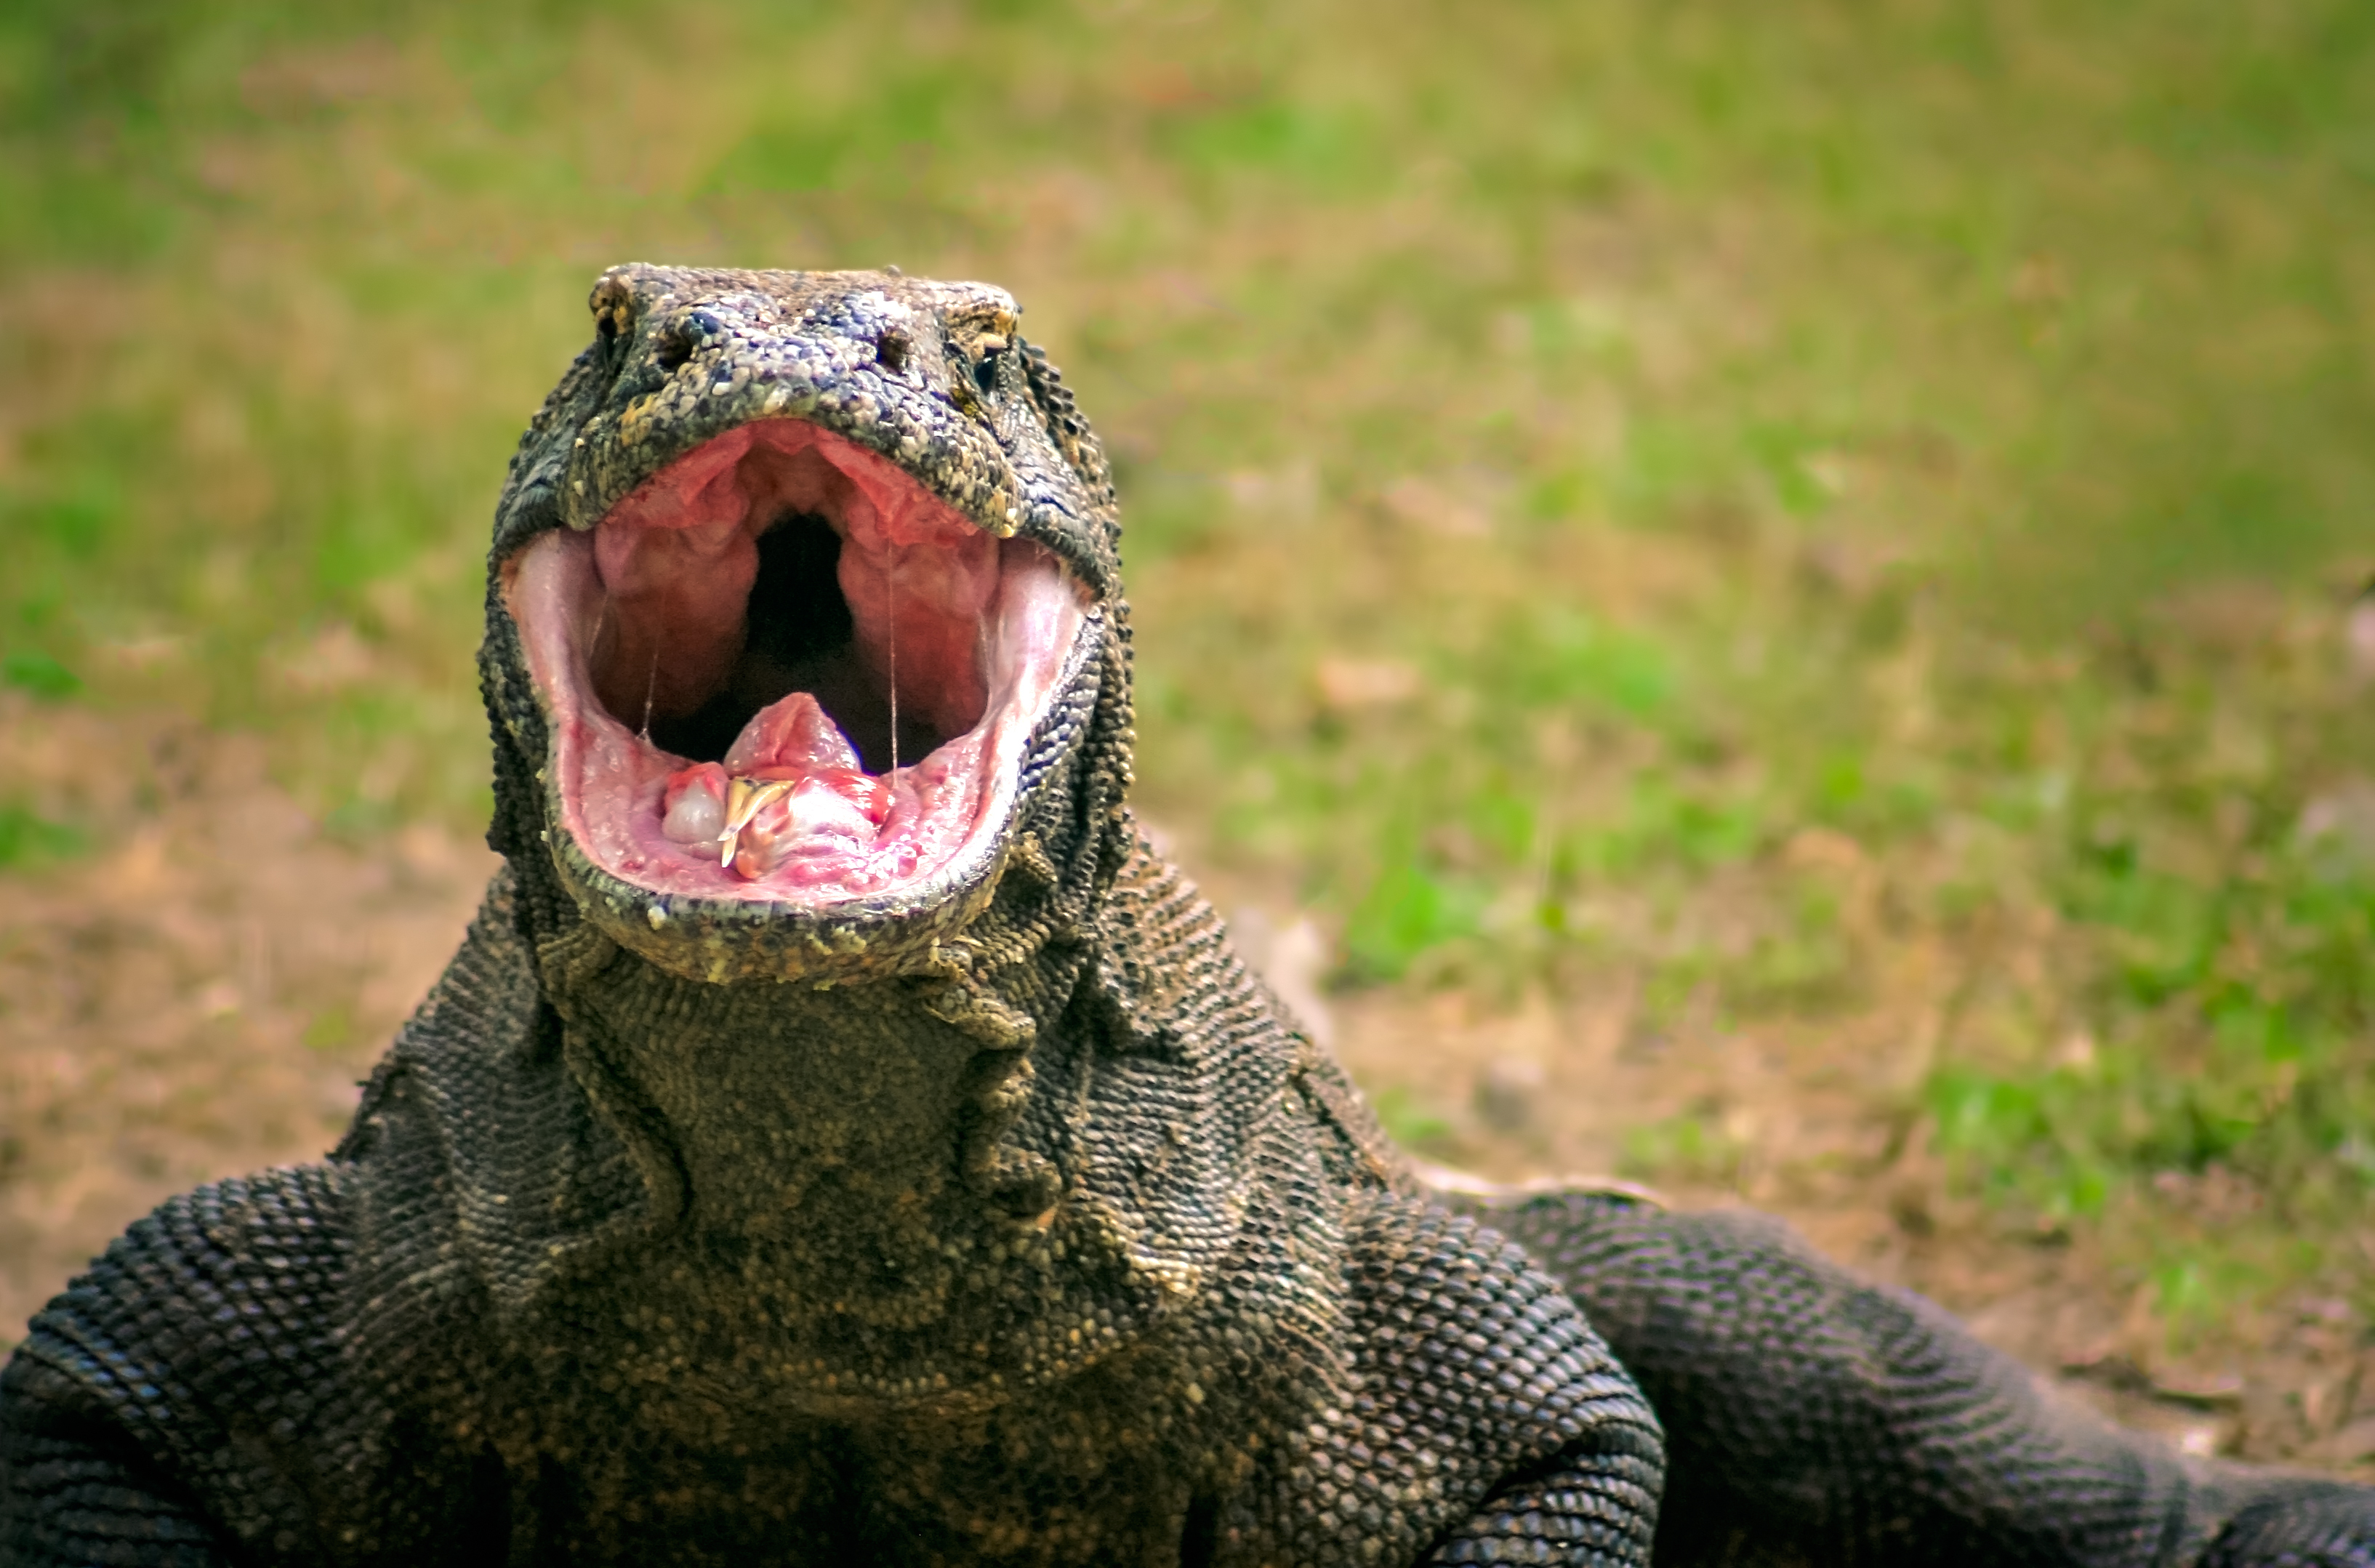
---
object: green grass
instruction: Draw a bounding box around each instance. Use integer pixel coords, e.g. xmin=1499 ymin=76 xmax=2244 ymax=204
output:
xmin=4 ymin=0 xmax=2372 ymax=1336
xmin=0 ymin=805 xmax=87 ymax=870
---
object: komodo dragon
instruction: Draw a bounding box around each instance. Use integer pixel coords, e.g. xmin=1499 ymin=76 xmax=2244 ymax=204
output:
xmin=3 ymin=265 xmax=2369 ymax=1567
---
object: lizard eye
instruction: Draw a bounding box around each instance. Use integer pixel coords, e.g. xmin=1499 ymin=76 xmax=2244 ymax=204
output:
xmin=969 ymin=334 xmax=1008 ymax=396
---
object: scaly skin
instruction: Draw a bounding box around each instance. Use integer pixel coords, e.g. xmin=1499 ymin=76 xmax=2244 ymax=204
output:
xmin=0 ymin=266 xmax=2366 ymax=1567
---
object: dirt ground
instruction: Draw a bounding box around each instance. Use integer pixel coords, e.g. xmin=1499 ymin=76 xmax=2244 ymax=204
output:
xmin=0 ymin=698 xmax=498 ymax=1337
xmin=2 ymin=696 xmax=2368 ymax=1479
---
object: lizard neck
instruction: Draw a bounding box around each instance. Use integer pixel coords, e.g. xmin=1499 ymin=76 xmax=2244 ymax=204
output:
xmin=542 ymin=922 xmax=1076 ymax=1265
xmin=526 ymin=922 xmax=1186 ymax=1410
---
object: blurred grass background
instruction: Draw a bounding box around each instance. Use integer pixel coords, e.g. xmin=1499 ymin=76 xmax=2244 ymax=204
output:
xmin=3 ymin=0 xmax=2374 ymax=1342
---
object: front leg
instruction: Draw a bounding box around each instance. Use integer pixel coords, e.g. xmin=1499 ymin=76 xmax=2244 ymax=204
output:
xmin=0 ymin=1402 xmax=230 ymax=1568
xmin=1469 ymin=1189 xmax=2375 ymax=1567
xmin=1421 ymin=1437 xmax=1664 ymax=1566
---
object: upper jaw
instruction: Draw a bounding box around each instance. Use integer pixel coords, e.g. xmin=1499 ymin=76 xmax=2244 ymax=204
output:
xmin=549 ymin=265 xmax=1117 ymax=599
xmin=488 ymin=266 xmax=1120 ymax=984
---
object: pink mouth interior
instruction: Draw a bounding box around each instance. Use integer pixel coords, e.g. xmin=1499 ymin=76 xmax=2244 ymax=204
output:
xmin=507 ymin=420 xmax=1088 ymax=904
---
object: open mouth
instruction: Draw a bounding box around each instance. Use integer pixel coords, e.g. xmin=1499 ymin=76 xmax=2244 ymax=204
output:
xmin=507 ymin=419 xmax=1090 ymax=906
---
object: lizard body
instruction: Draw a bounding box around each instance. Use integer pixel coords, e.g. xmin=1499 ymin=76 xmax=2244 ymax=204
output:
xmin=0 ymin=266 xmax=2366 ymax=1567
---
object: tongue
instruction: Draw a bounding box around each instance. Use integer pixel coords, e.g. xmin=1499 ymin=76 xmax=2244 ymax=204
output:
xmin=725 ymin=691 xmax=863 ymax=775
xmin=663 ymin=693 xmax=901 ymax=882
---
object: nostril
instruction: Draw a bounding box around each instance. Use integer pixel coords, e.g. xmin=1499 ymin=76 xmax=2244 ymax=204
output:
xmin=875 ymin=329 xmax=911 ymax=373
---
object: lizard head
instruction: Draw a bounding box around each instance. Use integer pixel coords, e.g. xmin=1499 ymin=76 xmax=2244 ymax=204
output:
xmin=483 ymin=265 xmax=1129 ymax=983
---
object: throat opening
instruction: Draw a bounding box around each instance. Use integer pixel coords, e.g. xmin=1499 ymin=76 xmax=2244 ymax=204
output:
xmin=639 ymin=512 xmax=935 ymax=773
xmin=584 ymin=422 xmax=1000 ymax=776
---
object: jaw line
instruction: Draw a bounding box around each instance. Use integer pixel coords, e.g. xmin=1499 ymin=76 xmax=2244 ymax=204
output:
xmin=504 ymin=419 xmax=1093 ymax=918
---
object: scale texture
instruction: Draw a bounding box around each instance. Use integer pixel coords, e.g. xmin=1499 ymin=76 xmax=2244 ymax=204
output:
xmin=1 ymin=266 xmax=2367 ymax=1567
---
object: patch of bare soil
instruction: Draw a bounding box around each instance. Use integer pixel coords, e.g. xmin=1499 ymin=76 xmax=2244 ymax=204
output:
xmin=0 ymin=698 xmax=496 ymax=1338
xmin=1227 ymin=910 xmax=2375 ymax=1480
xmin=0 ymin=704 xmax=2364 ymax=1483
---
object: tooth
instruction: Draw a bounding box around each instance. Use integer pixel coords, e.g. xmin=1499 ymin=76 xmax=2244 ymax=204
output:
xmin=719 ymin=776 xmax=800 ymax=879
xmin=725 ymin=777 xmax=795 ymax=836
